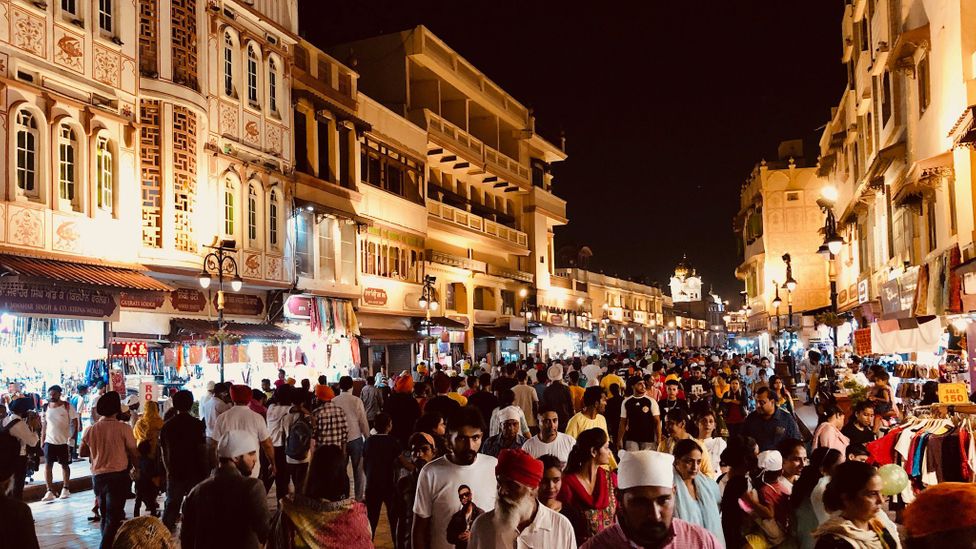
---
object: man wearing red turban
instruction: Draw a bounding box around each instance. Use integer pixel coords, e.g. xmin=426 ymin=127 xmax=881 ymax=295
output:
xmin=468 ymin=449 xmax=576 ymax=548
xmin=210 ymin=384 xmax=275 ymax=481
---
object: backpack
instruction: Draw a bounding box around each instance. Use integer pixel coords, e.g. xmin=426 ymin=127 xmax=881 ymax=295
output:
xmin=0 ymin=418 xmax=22 ymax=464
xmin=284 ymin=414 xmax=312 ymax=461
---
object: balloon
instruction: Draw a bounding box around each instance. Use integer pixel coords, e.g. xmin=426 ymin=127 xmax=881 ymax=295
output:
xmin=878 ymin=463 xmax=910 ymax=496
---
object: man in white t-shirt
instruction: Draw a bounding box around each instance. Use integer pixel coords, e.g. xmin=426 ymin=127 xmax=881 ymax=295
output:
xmin=581 ymin=357 xmax=602 ymax=388
xmin=413 ymin=406 xmax=497 ymax=549
xmin=211 ymin=384 xmax=275 ymax=480
xmin=40 ymin=385 xmax=79 ymax=501
xmin=202 ymin=382 xmax=231 ymax=440
xmin=520 ymin=408 xmax=575 ymax=464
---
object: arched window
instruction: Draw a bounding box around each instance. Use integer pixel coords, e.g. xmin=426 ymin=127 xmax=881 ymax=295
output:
xmin=268 ymin=190 xmax=279 ymax=247
xmin=247 ymin=44 xmax=259 ymax=104
xmin=247 ymin=185 xmax=258 ymax=242
xmin=58 ymin=124 xmax=78 ymax=207
xmin=224 ymin=187 xmax=235 ymax=235
xmin=15 ymin=111 xmax=38 ymax=197
xmin=268 ymin=57 xmax=278 ymax=114
xmin=95 ymin=136 xmax=113 ymax=211
xmin=223 ymin=32 xmax=235 ymax=97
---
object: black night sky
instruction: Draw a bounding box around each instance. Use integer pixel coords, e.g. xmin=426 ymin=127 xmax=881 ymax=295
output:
xmin=299 ymin=1 xmax=848 ymax=300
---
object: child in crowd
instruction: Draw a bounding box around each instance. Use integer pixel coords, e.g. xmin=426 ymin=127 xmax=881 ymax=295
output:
xmin=133 ymin=440 xmax=160 ymax=517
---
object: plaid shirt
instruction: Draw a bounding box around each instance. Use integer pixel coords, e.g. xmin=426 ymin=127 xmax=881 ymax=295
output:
xmin=311 ymin=401 xmax=349 ymax=449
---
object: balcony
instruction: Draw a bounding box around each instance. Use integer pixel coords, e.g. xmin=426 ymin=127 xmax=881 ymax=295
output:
xmin=427 ymin=199 xmax=528 ymax=248
xmin=419 ymin=110 xmax=530 ymax=187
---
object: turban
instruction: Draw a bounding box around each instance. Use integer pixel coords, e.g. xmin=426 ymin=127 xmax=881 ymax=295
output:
xmin=433 ymin=372 xmax=451 ymax=394
xmin=9 ymin=397 xmax=33 ymax=416
xmin=315 ymin=385 xmax=335 ymax=402
xmin=496 ymin=449 xmax=543 ymax=488
xmin=497 ymin=406 xmax=521 ymax=424
xmin=95 ymin=391 xmax=121 ymax=417
xmin=206 ymin=381 xmax=216 ymax=392
xmin=286 ymin=377 xmax=297 ymax=386
xmin=217 ymin=430 xmax=259 ymax=458
xmin=618 ymin=450 xmax=675 ymax=490
xmin=547 ymin=364 xmax=563 ymax=382
xmin=112 ymin=516 xmax=174 ymax=549
xmin=904 ymin=482 xmax=976 ymax=539
xmin=394 ymin=374 xmax=414 ymax=394
xmin=230 ymin=384 xmax=252 ymax=405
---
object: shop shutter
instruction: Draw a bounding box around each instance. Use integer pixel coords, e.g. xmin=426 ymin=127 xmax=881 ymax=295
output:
xmin=387 ymin=344 xmax=413 ymax=376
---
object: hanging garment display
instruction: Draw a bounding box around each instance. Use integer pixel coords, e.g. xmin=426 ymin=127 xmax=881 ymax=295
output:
xmin=871 ymin=316 xmax=944 ymax=355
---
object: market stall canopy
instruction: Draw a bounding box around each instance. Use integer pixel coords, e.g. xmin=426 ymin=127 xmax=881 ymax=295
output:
xmin=359 ymin=327 xmax=420 ymax=344
xmin=473 ymin=326 xmax=523 ymax=339
xmin=413 ymin=316 xmax=467 ymax=330
xmin=870 ymin=315 xmax=942 ymax=355
xmin=0 ymin=252 xmax=173 ymax=292
xmin=169 ymin=318 xmax=300 ymax=342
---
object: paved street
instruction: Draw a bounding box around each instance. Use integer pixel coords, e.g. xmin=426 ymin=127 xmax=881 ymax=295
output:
xmin=27 ymin=468 xmax=394 ymax=548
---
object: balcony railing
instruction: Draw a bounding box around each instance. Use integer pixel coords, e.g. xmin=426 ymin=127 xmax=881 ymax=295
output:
xmin=427 ymin=199 xmax=528 ymax=247
xmin=424 ymin=110 xmax=530 ymax=186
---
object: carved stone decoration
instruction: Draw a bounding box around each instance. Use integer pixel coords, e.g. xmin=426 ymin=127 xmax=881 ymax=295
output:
xmin=243 ymin=253 xmax=262 ymax=278
xmin=11 ymin=8 xmax=45 ymax=58
xmin=140 ymin=100 xmax=163 ymax=248
xmin=244 ymin=120 xmax=260 ymax=146
xmin=266 ymin=256 xmax=282 ymax=281
xmin=93 ymin=46 xmax=121 ymax=88
xmin=0 ymin=52 xmax=9 ymax=78
xmin=266 ymin=123 xmax=282 ymax=156
xmin=172 ymin=106 xmax=198 ymax=253
xmin=8 ymin=207 xmax=43 ymax=248
xmin=138 ymin=0 xmax=159 ymax=76
xmin=54 ymin=29 xmax=84 ymax=73
xmin=219 ymin=102 xmax=238 ymax=138
xmin=53 ymin=219 xmax=82 ymax=253
xmin=0 ymin=204 xmax=7 ymax=242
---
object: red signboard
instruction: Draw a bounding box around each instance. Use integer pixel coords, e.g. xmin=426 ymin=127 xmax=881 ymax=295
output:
xmin=363 ymin=287 xmax=388 ymax=306
xmin=0 ymin=282 xmax=117 ymax=319
xmin=112 ymin=342 xmax=148 ymax=357
xmin=119 ymin=290 xmax=166 ymax=310
xmin=221 ymin=293 xmax=265 ymax=316
xmin=171 ymin=288 xmax=207 ymax=312
xmin=284 ymin=295 xmax=312 ymax=320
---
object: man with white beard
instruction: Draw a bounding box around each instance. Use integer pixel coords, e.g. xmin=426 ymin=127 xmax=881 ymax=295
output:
xmin=467 ymin=449 xmax=576 ymax=548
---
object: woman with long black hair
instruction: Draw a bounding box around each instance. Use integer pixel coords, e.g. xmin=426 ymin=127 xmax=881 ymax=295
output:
xmin=556 ymin=427 xmax=616 ymax=545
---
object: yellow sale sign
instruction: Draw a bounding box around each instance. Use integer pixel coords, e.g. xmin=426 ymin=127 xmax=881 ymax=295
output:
xmin=938 ymin=383 xmax=969 ymax=404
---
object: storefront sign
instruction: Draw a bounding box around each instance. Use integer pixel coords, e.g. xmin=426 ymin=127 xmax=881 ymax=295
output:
xmin=549 ymin=314 xmax=564 ymax=326
xmin=111 ymin=342 xmax=148 ymax=357
xmin=0 ymin=281 xmax=117 ymax=319
xmin=363 ymin=288 xmax=388 ymax=306
xmin=141 ymin=380 xmax=158 ymax=403
xmin=119 ymin=290 xmax=166 ymax=310
xmin=221 ymin=293 xmax=264 ymax=316
xmin=171 ymin=289 xmax=207 ymax=312
xmin=284 ymin=295 xmax=312 ymax=320
xmin=858 ymin=279 xmax=869 ymax=304
xmin=938 ymin=382 xmax=969 ymax=404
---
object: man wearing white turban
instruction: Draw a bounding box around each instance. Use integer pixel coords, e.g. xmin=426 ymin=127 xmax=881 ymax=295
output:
xmin=180 ymin=430 xmax=271 ymax=549
xmin=581 ymin=450 xmax=722 ymax=548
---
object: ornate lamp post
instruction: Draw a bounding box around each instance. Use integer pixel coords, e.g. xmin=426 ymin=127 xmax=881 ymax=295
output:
xmin=198 ymin=239 xmax=243 ymax=383
xmin=781 ymin=253 xmax=798 ymax=365
xmin=817 ymin=185 xmax=843 ymax=351
xmin=519 ymin=287 xmax=535 ymax=358
xmin=772 ymin=280 xmax=783 ymax=359
xmin=418 ymin=275 xmax=439 ymax=359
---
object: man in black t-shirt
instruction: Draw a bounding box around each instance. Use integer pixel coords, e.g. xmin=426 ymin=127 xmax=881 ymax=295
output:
xmin=682 ymin=367 xmax=709 ymax=404
xmin=616 ymin=376 xmax=661 ymax=451
xmin=659 ymin=380 xmax=689 ymax=419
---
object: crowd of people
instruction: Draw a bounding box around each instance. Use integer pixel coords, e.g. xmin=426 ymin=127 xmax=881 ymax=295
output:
xmin=1 ymin=348 xmax=976 ymax=548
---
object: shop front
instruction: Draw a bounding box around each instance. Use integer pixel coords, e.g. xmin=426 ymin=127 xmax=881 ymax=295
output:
xmin=357 ymin=311 xmax=419 ymax=378
xmin=279 ymin=294 xmax=361 ymax=382
xmin=0 ymin=252 xmax=173 ymax=397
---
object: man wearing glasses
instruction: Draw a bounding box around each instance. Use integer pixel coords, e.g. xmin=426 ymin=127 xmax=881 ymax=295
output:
xmin=741 ymin=386 xmax=801 ymax=451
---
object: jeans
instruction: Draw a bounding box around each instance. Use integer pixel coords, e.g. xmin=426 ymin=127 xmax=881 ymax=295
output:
xmin=365 ymin=486 xmax=396 ymax=538
xmin=347 ymin=437 xmax=365 ymax=501
xmin=624 ymin=441 xmax=656 ymax=452
xmin=92 ymin=470 xmax=130 ymax=549
xmin=162 ymin=477 xmax=197 ymax=531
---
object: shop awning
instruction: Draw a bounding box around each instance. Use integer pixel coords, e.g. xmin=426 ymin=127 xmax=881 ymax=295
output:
xmin=0 ymin=253 xmax=173 ymax=292
xmin=359 ymin=328 xmax=420 ymax=344
xmin=413 ymin=316 xmax=467 ymax=330
xmin=169 ymin=318 xmax=301 ymax=342
xmin=293 ymin=198 xmax=373 ymax=226
xmin=474 ymin=326 xmax=523 ymax=339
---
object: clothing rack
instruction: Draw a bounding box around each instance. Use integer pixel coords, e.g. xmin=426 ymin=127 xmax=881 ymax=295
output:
xmin=911 ymin=403 xmax=976 ymax=418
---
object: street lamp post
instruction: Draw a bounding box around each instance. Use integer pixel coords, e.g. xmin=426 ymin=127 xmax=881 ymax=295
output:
xmin=198 ymin=239 xmax=244 ymax=383
xmin=772 ymin=280 xmax=782 ymax=359
xmin=418 ymin=275 xmax=439 ymax=360
xmin=781 ymin=253 xmax=798 ymax=366
xmin=817 ymin=186 xmax=843 ymax=354
xmin=519 ymin=287 xmax=534 ymax=359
